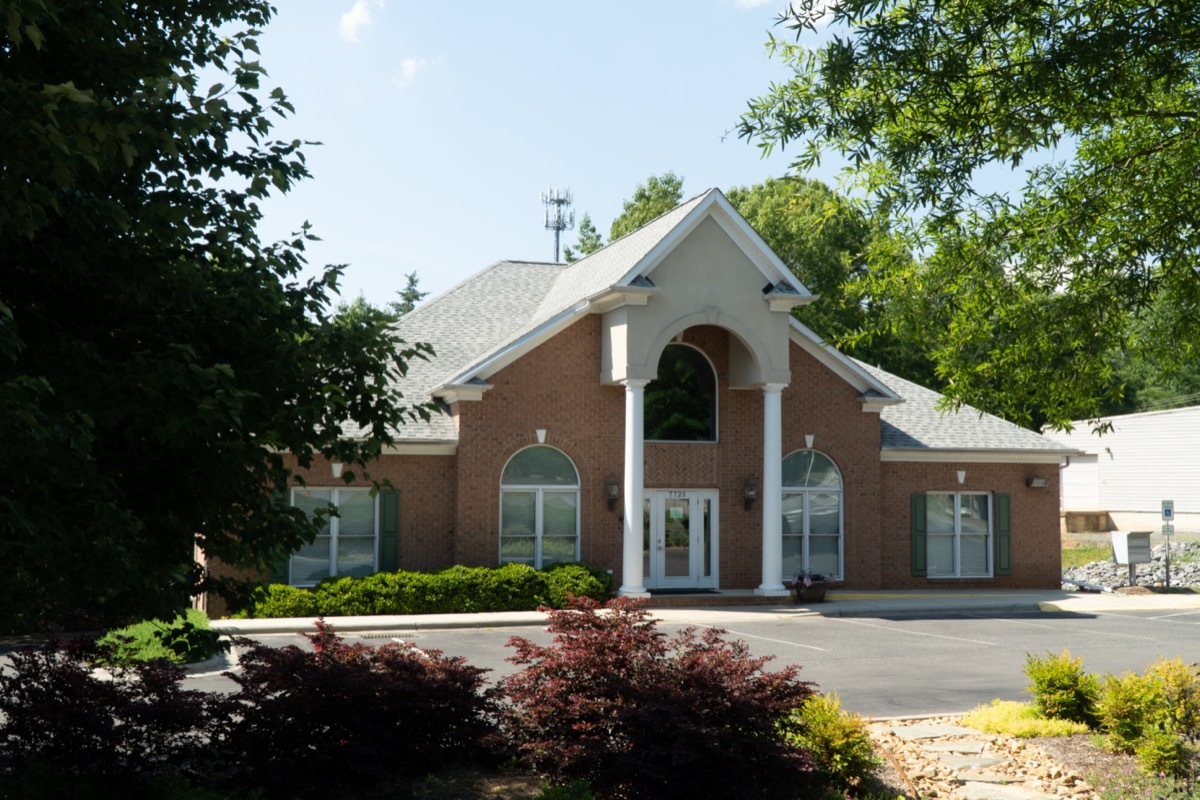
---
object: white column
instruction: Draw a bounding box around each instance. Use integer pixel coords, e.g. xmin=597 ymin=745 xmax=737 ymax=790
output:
xmin=756 ymin=383 xmax=788 ymax=595
xmin=619 ymin=378 xmax=650 ymax=597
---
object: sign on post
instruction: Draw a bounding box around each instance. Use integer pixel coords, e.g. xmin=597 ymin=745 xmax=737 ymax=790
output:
xmin=1163 ymin=500 xmax=1176 ymax=587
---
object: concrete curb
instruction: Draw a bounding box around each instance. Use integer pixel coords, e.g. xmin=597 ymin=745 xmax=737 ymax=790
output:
xmin=211 ymin=612 xmax=550 ymax=637
xmin=205 ymin=590 xmax=1200 ymax=636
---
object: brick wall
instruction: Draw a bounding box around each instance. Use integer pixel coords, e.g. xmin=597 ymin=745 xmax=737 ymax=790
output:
xmin=200 ymin=453 xmax=457 ymax=616
xmin=453 ymin=316 xmax=626 ymax=572
xmin=781 ymin=340 xmax=885 ymax=588
xmin=880 ymin=461 xmax=1062 ymax=588
xmin=449 ymin=320 xmax=896 ymax=591
xmin=205 ymin=317 xmax=1063 ymax=606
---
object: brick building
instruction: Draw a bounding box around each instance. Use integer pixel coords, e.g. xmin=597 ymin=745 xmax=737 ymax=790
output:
xmin=278 ymin=189 xmax=1071 ymax=596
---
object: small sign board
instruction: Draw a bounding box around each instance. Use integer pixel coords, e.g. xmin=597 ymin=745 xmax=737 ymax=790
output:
xmin=1163 ymin=500 xmax=1175 ymax=520
xmin=1112 ymin=531 xmax=1153 ymax=564
xmin=1163 ymin=523 xmax=1175 ymax=536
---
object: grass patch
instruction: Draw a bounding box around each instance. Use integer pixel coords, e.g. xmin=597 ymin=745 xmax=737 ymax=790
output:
xmin=1061 ymin=544 xmax=1113 ymax=569
xmin=961 ymin=700 xmax=1091 ymax=738
xmin=95 ymin=608 xmax=225 ymax=666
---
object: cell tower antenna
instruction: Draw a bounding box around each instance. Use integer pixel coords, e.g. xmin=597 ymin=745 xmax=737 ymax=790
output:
xmin=541 ymin=187 xmax=575 ymax=262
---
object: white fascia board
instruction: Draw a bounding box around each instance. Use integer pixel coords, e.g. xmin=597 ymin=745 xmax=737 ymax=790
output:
xmin=380 ymin=441 xmax=458 ymax=456
xmin=768 ymin=290 xmax=819 ymax=313
xmin=880 ymin=449 xmax=1078 ymax=464
xmin=860 ymin=396 xmax=894 ymax=413
xmin=270 ymin=440 xmax=460 ymax=457
xmin=787 ymin=319 xmax=902 ymax=402
xmin=585 ymin=284 xmax=657 ymax=314
xmin=436 ymin=382 xmax=493 ymax=404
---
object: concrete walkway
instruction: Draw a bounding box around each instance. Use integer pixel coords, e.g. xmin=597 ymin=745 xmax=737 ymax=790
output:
xmin=209 ymin=588 xmax=1200 ymax=636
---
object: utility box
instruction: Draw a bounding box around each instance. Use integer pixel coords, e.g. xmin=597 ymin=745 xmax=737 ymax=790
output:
xmin=1111 ymin=531 xmax=1152 ymax=564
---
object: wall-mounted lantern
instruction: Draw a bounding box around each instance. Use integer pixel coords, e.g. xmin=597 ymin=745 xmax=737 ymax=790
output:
xmin=605 ymin=477 xmax=621 ymax=510
xmin=743 ymin=475 xmax=758 ymax=510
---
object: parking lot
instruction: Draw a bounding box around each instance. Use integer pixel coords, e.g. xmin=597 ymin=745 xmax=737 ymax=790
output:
xmin=204 ymin=605 xmax=1200 ymax=717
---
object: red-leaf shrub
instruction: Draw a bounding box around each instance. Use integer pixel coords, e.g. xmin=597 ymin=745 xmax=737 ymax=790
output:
xmin=498 ymin=597 xmax=821 ymax=800
xmin=0 ymin=637 xmax=219 ymax=781
xmin=217 ymin=620 xmax=497 ymax=799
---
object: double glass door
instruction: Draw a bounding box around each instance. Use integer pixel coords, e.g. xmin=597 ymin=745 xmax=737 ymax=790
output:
xmin=642 ymin=489 xmax=718 ymax=590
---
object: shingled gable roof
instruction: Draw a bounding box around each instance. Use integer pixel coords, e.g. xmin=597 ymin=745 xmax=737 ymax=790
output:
xmin=423 ymin=188 xmax=810 ymax=394
xmin=856 ymin=361 xmax=1077 ymax=460
xmin=375 ymin=189 xmax=1073 ymax=459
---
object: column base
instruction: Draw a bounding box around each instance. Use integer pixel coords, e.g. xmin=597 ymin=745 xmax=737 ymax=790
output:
xmin=618 ymin=586 xmax=651 ymax=598
xmin=754 ymin=585 xmax=789 ymax=597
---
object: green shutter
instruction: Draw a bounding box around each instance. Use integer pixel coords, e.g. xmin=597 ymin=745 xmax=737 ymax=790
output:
xmin=995 ymin=493 xmax=1012 ymax=575
xmin=268 ymin=485 xmax=290 ymax=584
xmin=379 ymin=489 xmax=400 ymax=572
xmin=911 ymin=493 xmax=927 ymax=577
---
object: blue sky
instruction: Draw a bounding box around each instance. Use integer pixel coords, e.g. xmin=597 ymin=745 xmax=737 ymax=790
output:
xmin=251 ymin=1 xmax=838 ymax=308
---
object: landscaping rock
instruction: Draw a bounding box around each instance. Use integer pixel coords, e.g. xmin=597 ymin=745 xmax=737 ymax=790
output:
xmin=1063 ymin=541 xmax=1200 ymax=590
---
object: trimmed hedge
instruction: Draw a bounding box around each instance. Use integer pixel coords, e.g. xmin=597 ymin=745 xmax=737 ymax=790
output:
xmin=235 ymin=562 xmax=612 ymax=619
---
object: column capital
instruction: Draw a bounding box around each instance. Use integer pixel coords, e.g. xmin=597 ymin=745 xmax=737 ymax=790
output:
xmin=761 ymin=382 xmax=788 ymax=394
xmin=621 ymin=377 xmax=652 ymax=389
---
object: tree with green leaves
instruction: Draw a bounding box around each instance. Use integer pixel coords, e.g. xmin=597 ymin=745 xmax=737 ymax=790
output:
xmin=0 ymin=1 xmax=431 ymax=633
xmin=726 ymin=177 xmax=936 ymax=386
xmin=388 ymin=271 xmax=428 ymax=316
xmin=739 ymin=0 xmax=1200 ymax=429
xmin=609 ymin=172 xmax=685 ymax=241
xmin=564 ymin=213 xmax=604 ymax=263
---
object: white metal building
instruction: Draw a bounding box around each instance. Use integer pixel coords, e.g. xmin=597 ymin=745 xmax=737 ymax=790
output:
xmin=1052 ymin=405 xmax=1200 ymax=533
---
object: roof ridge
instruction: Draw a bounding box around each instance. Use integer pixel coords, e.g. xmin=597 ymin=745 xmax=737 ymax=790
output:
xmin=584 ymin=187 xmax=718 ymax=255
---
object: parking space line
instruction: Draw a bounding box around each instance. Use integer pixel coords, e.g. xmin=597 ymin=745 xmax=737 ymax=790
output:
xmin=832 ymin=618 xmax=996 ymax=646
xmin=1149 ymin=610 xmax=1200 ymax=621
xmin=961 ymin=613 xmax=1058 ymax=629
xmin=693 ymin=623 xmax=829 ymax=651
xmin=963 ymin=612 xmax=1158 ymax=640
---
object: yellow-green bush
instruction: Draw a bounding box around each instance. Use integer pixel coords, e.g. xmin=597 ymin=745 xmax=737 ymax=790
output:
xmin=784 ymin=692 xmax=880 ymax=791
xmin=961 ymin=700 xmax=1089 ymax=738
xmin=1097 ymin=657 xmax=1200 ymax=777
xmin=1024 ymin=649 xmax=1099 ymax=727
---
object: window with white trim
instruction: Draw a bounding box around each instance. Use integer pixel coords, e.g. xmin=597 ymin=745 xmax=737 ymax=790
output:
xmin=926 ymin=492 xmax=992 ymax=577
xmin=289 ymin=487 xmax=378 ymax=586
xmin=500 ymin=446 xmax=580 ymax=568
xmin=781 ymin=450 xmax=843 ymax=580
xmin=644 ymin=343 xmax=717 ymax=442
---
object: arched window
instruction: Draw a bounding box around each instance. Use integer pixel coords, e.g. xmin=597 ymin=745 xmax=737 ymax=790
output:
xmin=500 ymin=446 xmax=580 ymax=568
xmin=644 ymin=343 xmax=717 ymax=441
xmin=781 ymin=450 xmax=843 ymax=580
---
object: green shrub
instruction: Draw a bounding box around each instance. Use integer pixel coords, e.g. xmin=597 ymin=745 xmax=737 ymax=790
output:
xmin=1097 ymin=658 xmax=1200 ymax=777
xmin=1024 ymin=649 xmax=1099 ymax=727
xmin=1098 ymin=671 xmax=1159 ymax=755
xmin=1146 ymin=657 xmax=1200 ymax=743
xmin=960 ymin=699 xmax=1090 ymax=738
xmin=312 ymin=575 xmax=381 ymax=618
xmin=244 ymin=583 xmax=319 ymax=618
xmin=1134 ymin=728 xmax=1194 ymax=778
xmin=238 ymin=562 xmax=613 ymax=618
xmin=784 ymin=692 xmax=880 ymax=791
xmin=543 ymin=562 xmax=612 ymax=606
xmin=95 ymin=609 xmax=227 ymax=666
